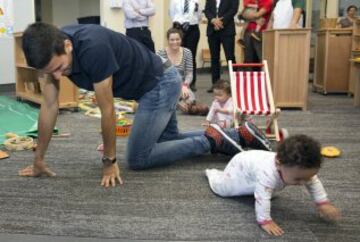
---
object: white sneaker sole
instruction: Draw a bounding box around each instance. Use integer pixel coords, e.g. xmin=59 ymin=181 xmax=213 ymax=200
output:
xmin=210 ymin=124 xmax=244 ymax=152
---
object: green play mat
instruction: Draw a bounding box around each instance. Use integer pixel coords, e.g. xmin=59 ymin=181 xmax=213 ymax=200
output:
xmin=0 ymin=96 xmax=57 ymax=144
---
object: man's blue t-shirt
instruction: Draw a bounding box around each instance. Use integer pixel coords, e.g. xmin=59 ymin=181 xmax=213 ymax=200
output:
xmin=61 ymin=24 xmax=163 ymax=100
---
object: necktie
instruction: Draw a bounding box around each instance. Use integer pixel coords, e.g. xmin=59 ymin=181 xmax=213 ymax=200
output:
xmin=184 ymin=0 xmax=189 ymax=13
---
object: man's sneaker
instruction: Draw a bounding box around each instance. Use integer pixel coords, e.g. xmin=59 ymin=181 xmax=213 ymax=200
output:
xmin=238 ymin=121 xmax=272 ymax=151
xmin=205 ymin=124 xmax=244 ymax=155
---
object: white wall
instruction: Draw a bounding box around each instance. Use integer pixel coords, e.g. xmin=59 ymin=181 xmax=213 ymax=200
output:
xmin=52 ymin=0 xmax=80 ymax=26
xmin=51 ymin=0 xmax=100 ymax=27
xmin=0 ymin=0 xmax=35 ymax=85
xmin=13 ymin=0 xmax=35 ymax=32
xmin=0 ymin=37 xmax=15 ymax=85
xmin=79 ymin=0 xmax=100 ymax=17
xmin=100 ymin=0 xmax=124 ymax=33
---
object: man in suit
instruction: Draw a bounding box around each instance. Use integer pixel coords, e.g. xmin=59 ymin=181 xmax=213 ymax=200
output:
xmin=204 ymin=0 xmax=239 ymax=92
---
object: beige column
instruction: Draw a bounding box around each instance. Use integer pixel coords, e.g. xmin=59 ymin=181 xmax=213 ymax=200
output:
xmin=319 ymin=0 xmax=339 ymax=18
xmin=100 ymin=0 xmax=124 ymax=33
xmin=149 ymin=0 xmax=172 ymax=51
xmin=326 ymin=0 xmax=339 ymax=18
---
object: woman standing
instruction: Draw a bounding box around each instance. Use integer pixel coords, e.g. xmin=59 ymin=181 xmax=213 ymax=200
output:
xmin=169 ymin=0 xmax=202 ymax=91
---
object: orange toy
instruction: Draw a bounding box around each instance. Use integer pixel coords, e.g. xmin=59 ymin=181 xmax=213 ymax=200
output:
xmin=116 ymin=118 xmax=132 ymax=137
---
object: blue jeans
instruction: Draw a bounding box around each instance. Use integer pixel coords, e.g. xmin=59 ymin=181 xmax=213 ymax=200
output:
xmin=126 ymin=66 xmax=211 ymax=170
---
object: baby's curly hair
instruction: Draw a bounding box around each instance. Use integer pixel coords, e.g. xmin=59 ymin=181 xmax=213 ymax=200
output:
xmin=277 ymin=135 xmax=322 ymax=169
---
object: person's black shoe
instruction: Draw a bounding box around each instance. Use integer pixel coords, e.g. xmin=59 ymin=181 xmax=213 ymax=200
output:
xmin=238 ymin=121 xmax=272 ymax=151
xmin=207 ymin=87 xmax=213 ymax=93
xmin=205 ymin=124 xmax=244 ymax=155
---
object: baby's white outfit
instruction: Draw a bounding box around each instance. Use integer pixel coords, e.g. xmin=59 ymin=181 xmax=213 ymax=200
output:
xmin=205 ymin=150 xmax=329 ymax=224
xmin=206 ymin=97 xmax=234 ymax=128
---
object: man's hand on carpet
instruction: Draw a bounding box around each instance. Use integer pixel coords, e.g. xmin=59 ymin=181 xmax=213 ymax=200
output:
xmin=18 ymin=162 xmax=56 ymax=177
xmin=261 ymin=221 xmax=284 ymax=236
xmin=101 ymin=162 xmax=123 ymax=188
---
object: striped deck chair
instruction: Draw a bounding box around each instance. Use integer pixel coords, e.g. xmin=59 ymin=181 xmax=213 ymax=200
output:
xmin=229 ymin=60 xmax=286 ymax=142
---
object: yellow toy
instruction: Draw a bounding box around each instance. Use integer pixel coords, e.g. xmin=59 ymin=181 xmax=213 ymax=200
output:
xmin=321 ymin=146 xmax=341 ymax=158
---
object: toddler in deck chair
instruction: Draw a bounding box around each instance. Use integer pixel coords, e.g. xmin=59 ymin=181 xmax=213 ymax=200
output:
xmin=203 ymin=80 xmax=234 ymax=129
xmin=205 ymin=134 xmax=341 ymax=236
xmin=204 ymin=79 xmax=253 ymax=129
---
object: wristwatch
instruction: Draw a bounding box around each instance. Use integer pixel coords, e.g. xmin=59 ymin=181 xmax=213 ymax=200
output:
xmin=102 ymin=156 xmax=117 ymax=166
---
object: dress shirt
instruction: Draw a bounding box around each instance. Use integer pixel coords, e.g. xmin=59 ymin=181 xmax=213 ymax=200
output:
xmin=216 ymin=0 xmax=221 ymax=8
xmin=123 ymin=0 xmax=155 ymax=29
xmin=169 ymin=0 xmax=202 ymax=25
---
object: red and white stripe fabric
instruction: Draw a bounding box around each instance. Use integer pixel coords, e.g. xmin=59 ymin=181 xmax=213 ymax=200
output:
xmin=234 ymin=71 xmax=271 ymax=115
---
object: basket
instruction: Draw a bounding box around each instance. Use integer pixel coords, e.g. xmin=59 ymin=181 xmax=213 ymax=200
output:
xmin=4 ymin=136 xmax=34 ymax=151
xmin=116 ymin=124 xmax=132 ymax=137
xmin=319 ymin=18 xmax=338 ymax=29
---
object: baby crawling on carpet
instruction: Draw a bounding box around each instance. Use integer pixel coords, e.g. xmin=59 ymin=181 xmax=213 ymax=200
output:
xmin=205 ymin=134 xmax=341 ymax=236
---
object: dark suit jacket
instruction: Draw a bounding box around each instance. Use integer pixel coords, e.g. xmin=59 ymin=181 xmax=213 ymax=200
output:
xmin=204 ymin=0 xmax=239 ymax=36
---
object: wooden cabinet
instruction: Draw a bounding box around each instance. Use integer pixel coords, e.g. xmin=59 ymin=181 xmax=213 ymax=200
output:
xmin=263 ymin=29 xmax=311 ymax=110
xmin=349 ymin=19 xmax=360 ymax=95
xmin=350 ymin=19 xmax=360 ymax=107
xmin=313 ymin=29 xmax=352 ymax=94
xmin=14 ymin=32 xmax=79 ymax=109
xmin=352 ymin=61 xmax=360 ymax=107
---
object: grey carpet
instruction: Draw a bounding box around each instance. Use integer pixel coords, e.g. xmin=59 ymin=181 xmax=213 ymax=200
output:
xmin=0 ymin=73 xmax=360 ymax=241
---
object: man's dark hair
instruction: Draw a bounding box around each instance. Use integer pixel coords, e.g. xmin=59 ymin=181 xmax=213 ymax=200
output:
xmin=213 ymin=79 xmax=231 ymax=95
xmin=22 ymin=22 xmax=68 ymax=69
xmin=277 ymin=135 xmax=322 ymax=169
xmin=347 ymin=5 xmax=358 ymax=12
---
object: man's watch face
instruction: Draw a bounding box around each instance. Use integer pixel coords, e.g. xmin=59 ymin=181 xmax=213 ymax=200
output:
xmin=102 ymin=157 xmax=116 ymax=165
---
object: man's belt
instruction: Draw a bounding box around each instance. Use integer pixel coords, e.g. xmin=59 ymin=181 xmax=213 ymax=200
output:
xmin=127 ymin=26 xmax=148 ymax=31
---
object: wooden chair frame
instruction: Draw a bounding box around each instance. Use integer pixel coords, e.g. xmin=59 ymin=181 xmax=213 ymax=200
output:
xmin=228 ymin=60 xmax=281 ymax=141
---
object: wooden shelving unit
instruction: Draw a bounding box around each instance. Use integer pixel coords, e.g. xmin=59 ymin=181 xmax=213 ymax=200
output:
xmin=349 ymin=19 xmax=360 ymax=95
xmin=14 ymin=32 xmax=79 ymax=109
xmin=313 ymin=28 xmax=353 ymax=94
xmin=263 ymin=29 xmax=311 ymax=110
